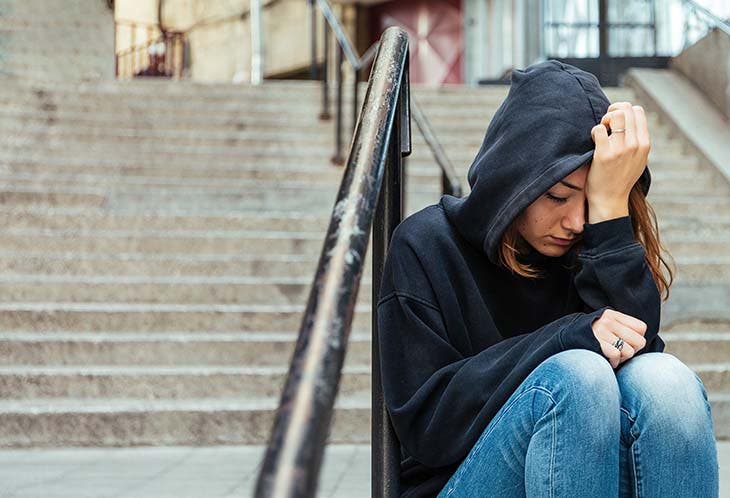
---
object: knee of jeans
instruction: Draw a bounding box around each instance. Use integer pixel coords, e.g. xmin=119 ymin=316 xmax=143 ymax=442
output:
xmin=619 ymin=353 xmax=712 ymax=439
xmin=537 ymin=350 xmax=619 ymax=406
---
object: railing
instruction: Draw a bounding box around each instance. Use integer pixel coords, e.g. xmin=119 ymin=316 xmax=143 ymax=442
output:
xmin=682 ymin=0 xmax=730 ymax=47
xmin=115 ymin=20 xmax=186 ymax=79
xmin=309 ymin=0 xmax=379 ymax=164
xmin=254 ymin=26 xmax=411 ymax=498
xmin=309 ymin=0 xmax=462 ymax=199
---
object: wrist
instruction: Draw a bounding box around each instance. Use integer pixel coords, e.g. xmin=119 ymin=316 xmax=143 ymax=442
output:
xmin=588 ymin=198 xmax=629 ymax=224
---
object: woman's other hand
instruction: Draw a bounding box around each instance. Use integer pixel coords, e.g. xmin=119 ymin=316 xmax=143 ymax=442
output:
xmin=587 ymin=102 xmax=651 ymax=223
xmin=591 ymin=308 xmax=648 ymax=369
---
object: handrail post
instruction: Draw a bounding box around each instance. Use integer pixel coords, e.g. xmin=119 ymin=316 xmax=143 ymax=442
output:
xmin=131 ymin=24 xmax=136 ymax=76
xmin=371 ymin=107 xmax=404 ymax=498
xmin=114 ymin=20 xmax=118 ymax=77
xmin=372 ymin=52 xmax=411 ymax=498
xmin=332 ymin=43 xmax=345 ymax=164
xmin=320 ymin=18 xmax=331 ymax=120
xmin=309 ymin=0 xmax=318 ymax=80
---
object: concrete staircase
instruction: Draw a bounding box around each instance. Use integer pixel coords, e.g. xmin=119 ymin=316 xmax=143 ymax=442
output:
xmin=0 ymin=77 xmax=728 ymax=447
xmin=0 ymin=0 xmax=114 ymax=81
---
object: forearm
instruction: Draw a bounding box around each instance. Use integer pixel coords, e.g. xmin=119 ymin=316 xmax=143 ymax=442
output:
xmin=574 ymin=216 xmax=661 ymax=338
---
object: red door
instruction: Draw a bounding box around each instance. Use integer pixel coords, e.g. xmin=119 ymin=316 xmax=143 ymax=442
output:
xmin=369 ymin=0 xmax=464 ymax=85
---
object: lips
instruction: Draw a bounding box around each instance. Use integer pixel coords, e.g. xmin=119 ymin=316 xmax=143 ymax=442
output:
xmin=551 ymin=236 xmax=577 ymax=245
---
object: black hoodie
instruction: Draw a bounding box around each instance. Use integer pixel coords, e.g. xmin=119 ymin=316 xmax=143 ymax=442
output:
xmin=376 ymin=60 xmax=664 ymax=498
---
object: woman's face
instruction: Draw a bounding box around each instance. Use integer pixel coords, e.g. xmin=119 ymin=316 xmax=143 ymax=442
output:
xmin=515 ymin=164 xmax=589 ymax=257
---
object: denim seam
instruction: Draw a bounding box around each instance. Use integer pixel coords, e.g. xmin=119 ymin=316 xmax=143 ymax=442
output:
xmin=620 ymin=406 xmax=641 ymax=497
xmin=619 ymin=406 xmax=637 ymax=444
xmin=630 ymin=436 xmax=640 ymax=498
xmin=549 ymin=401 xmax=557 ymax=498
xmin=444 ymin=386 xmax=556 ymax=497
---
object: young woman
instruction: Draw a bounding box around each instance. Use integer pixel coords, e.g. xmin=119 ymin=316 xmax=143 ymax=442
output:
xmin=376 ymin=60 xmax=719 ymax=498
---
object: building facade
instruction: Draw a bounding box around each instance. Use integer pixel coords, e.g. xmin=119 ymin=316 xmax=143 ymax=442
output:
xmin=115 ymin=0 xmax=729 ymax=85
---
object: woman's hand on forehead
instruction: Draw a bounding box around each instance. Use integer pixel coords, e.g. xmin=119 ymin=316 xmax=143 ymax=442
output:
xmin=585 ymin=102 xmax=650 ymax=223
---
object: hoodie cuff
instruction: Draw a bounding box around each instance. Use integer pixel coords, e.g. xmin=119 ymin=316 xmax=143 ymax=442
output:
xmin=559 ymin=307 xmax=610 ymax=357
xmin=580 ymin=216 xmax=639 ymax=257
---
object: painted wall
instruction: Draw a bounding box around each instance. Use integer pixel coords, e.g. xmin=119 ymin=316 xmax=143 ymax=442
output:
xmin=115 ymin=0 xmax=354 ymax=81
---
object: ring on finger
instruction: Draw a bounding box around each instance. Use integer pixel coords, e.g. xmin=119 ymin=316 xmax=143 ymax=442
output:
xmin=611 ymin=128 xmax=626 ymax=133
xmin=612 ymin=338 xmax=625 ymax=351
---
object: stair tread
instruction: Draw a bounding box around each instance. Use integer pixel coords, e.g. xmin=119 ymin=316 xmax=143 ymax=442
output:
xmin=0 ymin=396 xmax=371 ymax=412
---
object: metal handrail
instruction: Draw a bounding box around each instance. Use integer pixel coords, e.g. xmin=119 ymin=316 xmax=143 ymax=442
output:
xmin=114 ymin=21 xmax=186 ymax=79
xmin=312 ymin=0 xmax=379 ymax=164
xmin=310 ymin=0 xmax=463 ymax=198
xmin=411 ymin=98 xmax=463 ymax=198
xmin=254 ymin=26 xmax=411 ymax=498
xmin=682 ymin=0 xmax=730 ymax=36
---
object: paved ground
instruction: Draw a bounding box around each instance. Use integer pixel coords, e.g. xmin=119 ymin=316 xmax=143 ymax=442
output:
xmin=0 ymin=442 xmax=726 ymax=497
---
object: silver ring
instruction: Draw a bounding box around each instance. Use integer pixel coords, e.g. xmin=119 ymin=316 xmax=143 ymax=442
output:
xmin=612 ymin=338 xmax=625 ymax=351
xmin=611 ymin=128 xmax=626 ymax=133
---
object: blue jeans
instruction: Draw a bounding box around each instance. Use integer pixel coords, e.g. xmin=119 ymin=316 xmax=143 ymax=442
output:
xmin=436 ymin=350 xmax=719 ymax=498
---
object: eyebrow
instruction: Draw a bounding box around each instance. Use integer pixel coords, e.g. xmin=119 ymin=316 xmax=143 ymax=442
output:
xmin=559 ymin=180 xmax=583 ymax=191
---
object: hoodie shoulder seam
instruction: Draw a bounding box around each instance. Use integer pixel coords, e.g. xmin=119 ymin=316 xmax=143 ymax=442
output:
xmin=377 ymin=291 xmax=441 ymax=312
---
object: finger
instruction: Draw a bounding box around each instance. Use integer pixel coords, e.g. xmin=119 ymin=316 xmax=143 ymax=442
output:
xmin=605 ymin=321 xmax=647 ymax=355
xmin=632 ymin=105 xmax=650 ymax=151
xmin=611 ymin=102 xmax=637 ymax=146
xmin=591 ymin=123 xmax=609 ymax=151
xmin=616 ymin=329 xmax=644 ymax=353
xmin=607 ymin=101 xmax=631 ymax=112
xmin=620 ymin=342 xmax=636 ymax=358
xmin=598 ymin=339 xmax=621 ymax=369
xmin=600 ymin=329 xmax=636 ymax=361
xmin=611 ymin=311 xmax=648 ymax=335
xmin=600 ymin=110 xmax=627 ymax=143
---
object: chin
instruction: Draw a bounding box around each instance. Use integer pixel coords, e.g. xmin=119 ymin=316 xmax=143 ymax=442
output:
xmin=540 ymin=244 xmax=570 ymax=256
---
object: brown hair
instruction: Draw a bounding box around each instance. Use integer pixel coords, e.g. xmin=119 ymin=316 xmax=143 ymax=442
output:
xmin=498 ymin=184 xmax=676 ymax=301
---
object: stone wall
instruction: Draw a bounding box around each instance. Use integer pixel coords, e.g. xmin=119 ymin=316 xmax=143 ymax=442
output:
xmin=671 ymin=28 xmax=730 ymax=120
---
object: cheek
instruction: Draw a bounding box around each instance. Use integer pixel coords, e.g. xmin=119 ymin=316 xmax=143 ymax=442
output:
xmin=522 ymin=207 xmax=550 ymax=234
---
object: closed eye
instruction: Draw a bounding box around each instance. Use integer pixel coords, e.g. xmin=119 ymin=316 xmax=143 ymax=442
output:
xmin=546 ymin=193 xmax=567 ymax=203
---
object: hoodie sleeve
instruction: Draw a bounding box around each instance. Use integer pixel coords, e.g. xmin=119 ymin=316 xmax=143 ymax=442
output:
xmin=377 ymin=229 xmax=611 ymax=468
xmin=574 ymin=215 xmax=665 ymax=353
xmin=377 ymin=292 xmax=608 ymax=467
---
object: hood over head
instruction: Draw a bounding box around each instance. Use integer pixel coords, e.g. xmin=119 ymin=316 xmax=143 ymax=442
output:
xmin=441 ymin=60 xmax=651 ymax=266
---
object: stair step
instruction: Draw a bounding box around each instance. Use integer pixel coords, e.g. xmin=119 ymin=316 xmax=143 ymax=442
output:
xmin=0 ymin=252 xmax=322 ymax=278
xmin=0 ymin=331 xmax=372 ymax=366
xmin=0 ymin=252 xmax=728 ymax=279
xmin=0 ymin=121 xmax=680 ymax=149
xmin=1 ymin=205 xmax=729 ymax=233
xmin=0 ymin=365 xmax=372 ymax=399
xmin=0 ymin=226 xmax=725 ymax=255
xmin=0 ymin=167 xmax=720 ymax=196
xmin=0 ymin=302 xmax=372 ymax=332
xmin=0 ymin=275 xmax=371 ymax=305
xmin=0 ymin=328 xmax=728 ymax=366
xmin=1 ymin=272 xmax=730 ymax=302
xmin=0 ymin=362 xmax=725 ymax=400
xmin=0 ymin=394 xmax=727 ymax=447
xmin=0 ymin=396 xmax=371 ymax=447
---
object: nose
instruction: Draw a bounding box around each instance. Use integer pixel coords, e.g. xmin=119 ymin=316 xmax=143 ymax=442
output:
xmin=562 ymin=200 xmax=585 ymax=236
